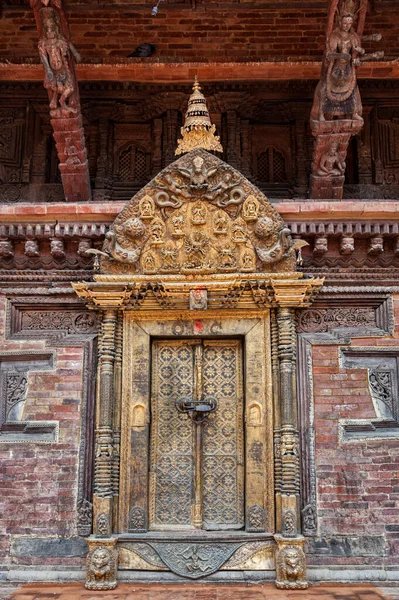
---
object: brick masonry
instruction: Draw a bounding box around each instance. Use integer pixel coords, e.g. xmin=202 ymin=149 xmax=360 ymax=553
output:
xmin=1 ymin=4 xmax=399 ymax=62
xmin=0 ymin=296 xmax=86 ymax=569
xmin=307 ymin=294 xmax=399 ymax=569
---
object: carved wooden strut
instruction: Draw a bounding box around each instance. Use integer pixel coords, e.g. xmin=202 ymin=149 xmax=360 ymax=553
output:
xmin=310 ymin=0 xmax=384 ymax=200
xmin=31 ymin=0 xmax=91 ymax=201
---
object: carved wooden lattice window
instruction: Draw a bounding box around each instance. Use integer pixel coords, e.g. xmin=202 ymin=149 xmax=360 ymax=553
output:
xmin=257 ymin=147 xmax=287 ymax=183
xmin=118 ymin=145 xmax=150 ymax=183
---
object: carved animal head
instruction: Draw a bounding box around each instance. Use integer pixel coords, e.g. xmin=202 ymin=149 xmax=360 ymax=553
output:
xmin=91 ymin=548 xmax=110 ymax=570
xmin=255 ymin=217 xmax=274 ymax=239
xmin=282 ymin=547 xmax=302 ymax=574
xmin=123 ymin=217 xmax=145 ymax=239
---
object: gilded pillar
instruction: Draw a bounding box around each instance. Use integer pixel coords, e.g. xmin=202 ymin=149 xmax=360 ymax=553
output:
xmin=86 ymin=308 xmax=118 ymax=590
xmin=112 ymin=313 xmax=123 ymax=532
xmin=271 ymin=310 xmax=282 ymax=532
xmin=274 ymin=306 xmax=308 ymax=589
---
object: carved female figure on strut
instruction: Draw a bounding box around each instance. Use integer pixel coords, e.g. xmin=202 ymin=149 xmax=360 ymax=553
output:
xmin=37 ymin=6 xmax=80 ymax=115
xmin=320 ymin=0 xmax=364 ymax=121
xmin=312 ymin=0 xmax=383 ymax=123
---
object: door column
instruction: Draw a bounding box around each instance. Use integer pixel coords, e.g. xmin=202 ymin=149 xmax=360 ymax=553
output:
xmin=86 ymin=308 xmax=118 ymax=590
xmin=274 ymin=306 xmax=308 ymax=589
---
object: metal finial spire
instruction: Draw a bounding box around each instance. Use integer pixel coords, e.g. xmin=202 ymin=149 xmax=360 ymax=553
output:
xmin=175 ymin=76 xmax=223 ymax=155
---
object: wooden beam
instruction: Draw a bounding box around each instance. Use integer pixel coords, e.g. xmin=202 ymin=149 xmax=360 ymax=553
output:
xmin=1 ymin=60 xmax=399 ymax=82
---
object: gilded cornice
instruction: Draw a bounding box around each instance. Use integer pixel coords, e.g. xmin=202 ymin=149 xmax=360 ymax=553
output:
xmin=72 ymin=274 xmax=324 ymax=311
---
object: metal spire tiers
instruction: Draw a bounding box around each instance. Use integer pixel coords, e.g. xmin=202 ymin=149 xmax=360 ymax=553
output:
xmin=175 ymin=76 xmax=223 ymax=155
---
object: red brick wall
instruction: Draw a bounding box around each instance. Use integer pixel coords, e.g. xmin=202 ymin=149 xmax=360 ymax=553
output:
xmin=0 ymin=296 xmax=85 ymax=568
xmin=309 ymin=294 xmax=399 ymax=568
xmin=0 ymin=5 xmax=398 ymax=61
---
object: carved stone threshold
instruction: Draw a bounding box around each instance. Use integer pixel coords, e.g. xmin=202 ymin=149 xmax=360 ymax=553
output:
xmin=118 ymin=531 xmax=273 ymax=542
xmin=73 ymin=273 xmax=324 ymax=311
xmin=1 ymin=61 xmax=398 ymax=83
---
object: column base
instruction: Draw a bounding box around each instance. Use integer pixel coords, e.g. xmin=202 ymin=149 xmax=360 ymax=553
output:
xmin=85 ymin=537 xmax=118 ymax=590
xmin=274 ymin=534 xmax=308 ymax=589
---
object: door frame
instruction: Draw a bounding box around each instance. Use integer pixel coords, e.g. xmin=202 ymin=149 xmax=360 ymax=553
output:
xmin=119 ymin=311 xmax=274 ymax=535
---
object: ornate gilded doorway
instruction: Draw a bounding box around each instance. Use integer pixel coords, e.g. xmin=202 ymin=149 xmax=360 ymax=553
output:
xmin=74 ymin=78 xmax=323 ymax=590
xmin=150 ymin=339 xmax=244 ymax=531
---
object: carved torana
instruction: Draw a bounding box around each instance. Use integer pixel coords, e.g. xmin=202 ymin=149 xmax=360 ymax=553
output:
xmin=95 ymin=148 xmax=296 ymax=276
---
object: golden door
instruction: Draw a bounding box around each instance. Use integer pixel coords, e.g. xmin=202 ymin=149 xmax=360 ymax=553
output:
xmin=149 ymin=339 xmax=244 ymax=531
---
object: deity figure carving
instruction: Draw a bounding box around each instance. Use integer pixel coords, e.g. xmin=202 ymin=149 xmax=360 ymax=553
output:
xmin=139 ymin=195 xmax=156 ymax=220
xmin=310 ymin=0 xmax=384 ymax=199
xmin=232 ymin=218 xmax=247 ymax=243
xmin=191 ymin=201 xmax=207 ymax=225
xmin=205 ymin=171 xmax=245 ymax=208
xmin=64 ymin=139 xmax=81 ymax=167
xmin=142 ymin=252 xmax=157 ymax=273
xmin=213 ymin=210 xmax=229 ymax=234
xmin=178 ymin=156 xmax=217 ymax=195
xmin=77 ymin=498 xmax=92 ymax=537
xmin=86 ymin=544 xmax=117 ymax=590
xmin=150 ymin=218 xmax=165 ymax=245
xmin=217 ymin=243 xmax=236 ymax=269
xmin=96 ymin=513 xmax=110 ymax=538
xmin=275 ymin=544 xmax=308 ymax=589
xmin=316 ymin=141 xmax=345 ymax=177
xmin=242 ymin=196 xmax=260 ymax=221
xmin=160 ymin=240 xmax=178 ymax=271
xmin=184 ymin=231 xmax=209 ymax=269
xmin=311 ymin=0 xmax=383 ymax=123
xmin=189 ymin=289 xmax=208 ymax=311
xmin=282 ymin=510 xmax=297 ymax=538
xmin=171 ymin=214 xmax=185 ymax=237
xmin=240 ymin=248 xmax=256 ymax=272
xmin=302 ymin=504 xmax=317 ymax=535
xmin=37 ymin=6 xmax=81 ymax=116
xmin=155 ymin=173 xmax=190 ymax=209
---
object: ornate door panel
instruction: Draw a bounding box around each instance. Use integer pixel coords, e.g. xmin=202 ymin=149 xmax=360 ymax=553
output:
xmin=149 ymin=339 xmax=244 ymax=531
xmin=150 ymin=340 xmax=196 ymax=529
xmin=202 ymin=340 xmax=244 ymax=530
